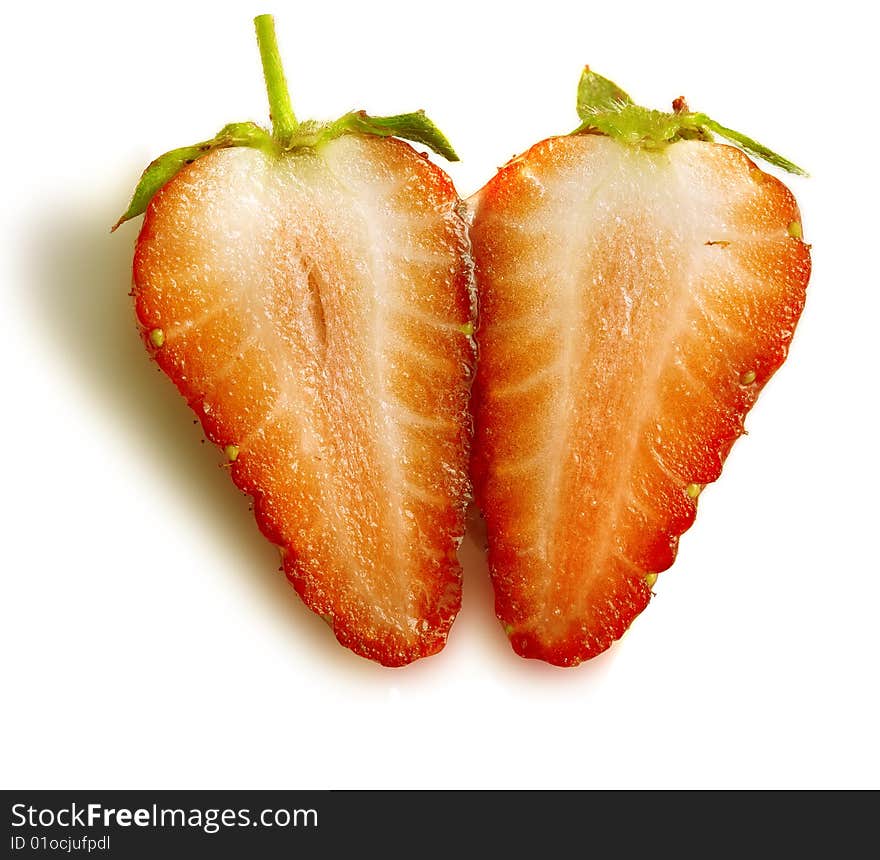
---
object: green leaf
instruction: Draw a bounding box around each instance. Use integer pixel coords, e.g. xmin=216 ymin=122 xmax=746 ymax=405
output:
xmin=323 ymin=110 xmax=459 ymax=162
xmin=112 ymin=122 xmax=271 ymax=231
xmin=695 ymin=115 xmax=808 ymax=176
xmin=569 ymin=68 xmax=807 ymax=177
xmin=576 ymin=67 xmax=632 ymax=120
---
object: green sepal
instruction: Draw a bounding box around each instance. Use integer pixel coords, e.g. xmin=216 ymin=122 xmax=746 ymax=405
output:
xmin=577 ymin=67 xmax=632 ymax=118
xmin=574 ymin=105 xmax=712 ymax=150
xmin=112 ymin=108 xmax=459 ymax=232
xmin=111 ymin=122 xmax=271 ymax=231
xmin=571 ymin=69 xmax=807 ymax=176
xmin=313 ymin=110 xmax=459 ymax=162
xmin=691 ymin=115 xmax=807 ymax=176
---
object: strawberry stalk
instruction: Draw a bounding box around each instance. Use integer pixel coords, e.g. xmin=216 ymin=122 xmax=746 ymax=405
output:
xmin=254 ymin=14 xmax=298 ymax=145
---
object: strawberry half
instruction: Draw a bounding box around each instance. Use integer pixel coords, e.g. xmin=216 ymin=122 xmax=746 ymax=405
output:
xmin=470 ymin=69 xmax=811 ymax=666
xmin=115 ymin=16 xmax=475 ymax=666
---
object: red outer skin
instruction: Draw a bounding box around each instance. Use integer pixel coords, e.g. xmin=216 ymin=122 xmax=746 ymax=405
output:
xmin=132 ymin=137 xmax=475 ymax=667
xmin=469 ymin=134 xmax=811 ymax=666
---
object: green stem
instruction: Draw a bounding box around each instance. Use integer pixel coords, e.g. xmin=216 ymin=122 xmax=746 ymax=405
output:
xmin=254 ymin=14 xmax=297 ymax=145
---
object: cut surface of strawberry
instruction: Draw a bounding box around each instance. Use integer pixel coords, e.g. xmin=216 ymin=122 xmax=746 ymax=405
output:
xmin=121 ymin=16 xmax=475 ymax=666
xmin=470 ymin=71 xmax=811 ymax=666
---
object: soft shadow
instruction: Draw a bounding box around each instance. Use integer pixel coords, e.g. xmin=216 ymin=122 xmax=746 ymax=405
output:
xmin=25 ymin=191 xmax=387 ymax=679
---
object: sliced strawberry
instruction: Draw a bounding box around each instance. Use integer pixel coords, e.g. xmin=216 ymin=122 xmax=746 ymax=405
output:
xmin=122 ymin=16 xmax=474 ymax=666
xmin=470 ymin=80 xmax=810 ymax=666
xmin=134 ymin=136 xmax=474 ymax=666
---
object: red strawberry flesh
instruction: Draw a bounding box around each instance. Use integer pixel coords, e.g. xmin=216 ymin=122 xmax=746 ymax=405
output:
xmin=470 ymin=134 xmax=811 ymax=666
xmin=134 ymin=135 xmax=475 ymax=666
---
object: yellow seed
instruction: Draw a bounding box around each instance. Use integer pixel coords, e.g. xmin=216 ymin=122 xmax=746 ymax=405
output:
xmin=321 ymin=614 xmax=334 ymax=627
xmin=686 ymin=483 xmax=702 ymax=499
xmin=503 ymin=623 xmax=514 ymax=636
xmin=224 ymin=444 xmax=239 ymax=462
xmin=458 ymin=321 xmax=475 ymax=337
xmin=149 ymin=328 xmax=165 ymax=348
xmin=740 ymin=369 xmax=757 ymax=385
xmin=644 ymin=573 xmax=658 ymax=589
xmin=787 ymin=220 xmax=803 ymax=239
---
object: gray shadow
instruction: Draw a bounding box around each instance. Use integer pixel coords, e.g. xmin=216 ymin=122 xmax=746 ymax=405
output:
xmin=24 ymin=189 xmax=395 ymax=679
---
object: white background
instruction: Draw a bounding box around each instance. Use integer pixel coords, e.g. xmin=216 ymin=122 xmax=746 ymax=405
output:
xmin=2 ymin=0 xmax=878 ymax=789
